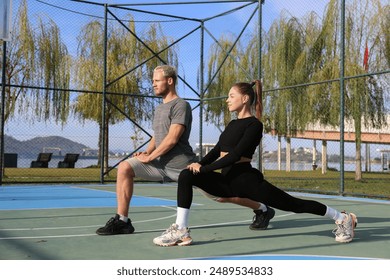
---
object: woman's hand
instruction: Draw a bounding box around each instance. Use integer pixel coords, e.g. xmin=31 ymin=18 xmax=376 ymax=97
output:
xmin=187 ymin=162 xmax=201 ymax=174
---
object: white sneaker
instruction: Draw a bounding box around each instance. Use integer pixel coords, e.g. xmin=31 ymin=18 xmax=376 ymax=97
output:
xmin=333 ymin=212 xmax=358 ymax=243
xmin=153 ymin=224 xmax=193 ymax=247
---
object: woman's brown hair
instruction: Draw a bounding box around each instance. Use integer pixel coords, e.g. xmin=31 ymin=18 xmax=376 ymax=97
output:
xmin=233 ymin=79 xmax=263 ymax=120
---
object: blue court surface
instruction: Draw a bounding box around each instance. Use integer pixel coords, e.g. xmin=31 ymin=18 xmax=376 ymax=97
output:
xmin=0 ymin=185 xmax=176 ymax=210
xmin=0 ymin=183 xmax=389 ymax=262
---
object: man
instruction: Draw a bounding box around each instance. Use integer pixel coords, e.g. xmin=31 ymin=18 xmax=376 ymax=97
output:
xmin=96 ymin=65 xmax=197 ymax=235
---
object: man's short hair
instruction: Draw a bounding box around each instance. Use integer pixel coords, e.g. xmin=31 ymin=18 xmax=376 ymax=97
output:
xmin=154 ymin=65 xmax=177 ymax=85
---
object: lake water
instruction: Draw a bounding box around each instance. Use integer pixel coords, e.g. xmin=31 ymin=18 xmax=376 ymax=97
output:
xmin=257 ymin=161 xmax=386 ymax=172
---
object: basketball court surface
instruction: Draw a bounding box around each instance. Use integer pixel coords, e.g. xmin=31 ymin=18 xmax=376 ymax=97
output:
xmin=0 ymin=183 xmax=389 ymax=260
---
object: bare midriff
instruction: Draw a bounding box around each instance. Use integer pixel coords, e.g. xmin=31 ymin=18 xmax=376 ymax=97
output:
xmin=220 ymin=152 xmax=251 ymax=163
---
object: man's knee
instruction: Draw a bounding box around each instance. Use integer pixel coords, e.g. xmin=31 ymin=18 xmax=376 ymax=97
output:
xmin=118 ymin=161 xmax=135 ymax=177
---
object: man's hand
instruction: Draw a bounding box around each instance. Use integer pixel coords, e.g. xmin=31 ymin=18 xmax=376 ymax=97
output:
xmin=132 ymin=151 xmax=146 ymax=157
xmin=135 ymin=152 xmax=152 ymax=163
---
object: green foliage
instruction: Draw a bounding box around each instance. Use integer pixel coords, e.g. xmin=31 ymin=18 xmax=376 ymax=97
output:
xmin=36 ymin=17 xmax=71 ymax=123
xmin=2 ymin=0 xmax=70 ymax=124
xmin=204 ymin=0 xmax=388 ymax=140
xmin=382 ymin=6 xmax=390 ymax=68
xmin=73 ymin=15 xmax=179 ymax=169
xmin=74 ymin=19 xmax=178 ymax=125
xmin=205 ymin=35 xmax=247 ymax=127
xmin=203 ymin=0 xmax=388 ymax=182
xmin=261 ymin=14 xmax=310 ymax=135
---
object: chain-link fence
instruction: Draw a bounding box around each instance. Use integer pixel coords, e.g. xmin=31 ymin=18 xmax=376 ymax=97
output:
xmin=1 ymin=0 xmax=389 ymax=198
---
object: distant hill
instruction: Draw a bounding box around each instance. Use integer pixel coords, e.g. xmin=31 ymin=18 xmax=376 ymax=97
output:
xmin=4 ymin=135 xmax=91 ymax=157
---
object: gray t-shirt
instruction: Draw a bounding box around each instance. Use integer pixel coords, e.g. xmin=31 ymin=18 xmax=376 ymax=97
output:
xmin=152 ymin=97 xmax=196 ymax=169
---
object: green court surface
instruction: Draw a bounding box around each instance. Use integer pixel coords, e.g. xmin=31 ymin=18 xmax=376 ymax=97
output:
xmin=0 ymin=183 xmax=389 ymax=260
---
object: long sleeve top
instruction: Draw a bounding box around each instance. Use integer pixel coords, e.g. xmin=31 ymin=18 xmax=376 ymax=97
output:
xmin=199 ymin=116 xmax=263 ymax=173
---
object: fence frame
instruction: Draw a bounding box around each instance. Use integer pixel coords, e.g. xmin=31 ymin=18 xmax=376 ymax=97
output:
xmin=0 ymin=0 xmax=389 ymax=197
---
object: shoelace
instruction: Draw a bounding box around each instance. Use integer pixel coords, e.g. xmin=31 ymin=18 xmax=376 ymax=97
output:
xmin=162 ymin=224 xmax=178 ymax=235
xmin=105 ymin=217 xmax=116 ymax=226
xmin=332 ymin=223 xmax=351 ymax=237
xmin=162 ymin=225 xmax=189 ymax=239
xmin=253 ymin=213 xmax=265 ymax=223
xmin=165 ymin=226 xmax=183 ymax=239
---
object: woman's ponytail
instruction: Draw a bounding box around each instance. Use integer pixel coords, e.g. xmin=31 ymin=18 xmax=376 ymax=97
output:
xmin=234 ymin=80 xmax=263 ymax=120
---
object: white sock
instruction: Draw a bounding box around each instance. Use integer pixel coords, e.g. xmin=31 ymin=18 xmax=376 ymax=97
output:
xmin=175 ymin=207 xmax=190 ymax=229
xmin=324 ymin=206 xmax=344 ymax=222
xmin=119 ymin=215 xmax=128 ymax=223
xmin=258 ymin=203 xmax=268 ymax=212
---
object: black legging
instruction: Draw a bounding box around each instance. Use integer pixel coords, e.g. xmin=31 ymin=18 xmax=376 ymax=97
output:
xmin=178 ymin=162 xmax=327 ymax=216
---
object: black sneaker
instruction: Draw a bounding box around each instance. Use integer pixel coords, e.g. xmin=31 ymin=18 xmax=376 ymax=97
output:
xmin=249 ymin=207 xmax=275 ymax=230
xmin=96 ymin=214 xmax=135 ymax=235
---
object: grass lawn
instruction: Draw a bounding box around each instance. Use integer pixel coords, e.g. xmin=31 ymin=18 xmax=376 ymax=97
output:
xmin=263 ymin=169 xmax=390 ymax=198
xmin=3 ymin=168 xmax=117 ymax=183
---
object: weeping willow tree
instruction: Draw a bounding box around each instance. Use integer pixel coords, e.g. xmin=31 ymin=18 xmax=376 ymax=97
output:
xmin=139 ymin=22 xmax=179 ymax=83
xmin=292 ymin=0 xmax=386 ymax=181
xmin=384 ymin=6 xmax=390 ymax=68
xmin=204 ymin=35 xmax=247 ymax=127
xmin=36 ymin=17 xmax=71 ymax=123
xmin=205 ymin=0 xmax=387 ymax=182
xmin=1 ymin=0 xmax=70 ymax=124
xmin=262 ymin=14 xmax=309 ymax=136
xmin=75 ymin=19 xmax=139 ymax=171
xmin=343 ymin=0 xmax=387 ymax=180
xmin=308 ymin=0 xmax=342 ymax=128
xmin=75 ymin=17 xmax=177 ymax=171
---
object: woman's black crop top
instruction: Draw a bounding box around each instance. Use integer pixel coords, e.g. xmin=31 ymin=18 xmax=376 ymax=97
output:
xmin=199 ymin=116 xmax=263 ymax=173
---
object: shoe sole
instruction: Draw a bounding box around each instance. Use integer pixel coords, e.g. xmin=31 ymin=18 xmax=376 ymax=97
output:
xmin=249 ymin=208 xmax=276 ymax=230
xmin=154 ymin=238 xmax=193 ymax=247
xmin=96 ymin=228 xmax=135 ymax=235
xmin=335 ymin=213 xmax=357 ymax=243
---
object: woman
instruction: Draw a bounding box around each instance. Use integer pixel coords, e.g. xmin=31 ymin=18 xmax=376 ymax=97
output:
xmin=153 ymin=80 xmax=357 ymax=246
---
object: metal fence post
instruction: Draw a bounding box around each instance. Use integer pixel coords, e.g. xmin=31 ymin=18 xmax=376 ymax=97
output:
xmin=339 ymin=0 xmax=346 ymax=195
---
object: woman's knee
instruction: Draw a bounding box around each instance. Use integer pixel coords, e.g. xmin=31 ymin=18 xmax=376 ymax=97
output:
xmin=178 ymin=169 xmax=194 ymax=181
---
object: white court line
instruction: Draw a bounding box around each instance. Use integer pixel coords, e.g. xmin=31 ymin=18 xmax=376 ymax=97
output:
xmin=0 ymin=233 xmax=98 ymax=240
xmin=0 ymin=212 xmax=295 ymax=240
xmin=0 ymin=207 xmax=177 ymax=232
xmin=138 ymin=213 xmax=296 ymax=233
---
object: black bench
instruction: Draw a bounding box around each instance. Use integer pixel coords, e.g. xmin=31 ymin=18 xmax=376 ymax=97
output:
xmin=30 ymin=153 xmax=52 ymax=168
xmin=58 ymin=153 xmax=79 ymax=168
xmin=4 ymin=153 xmax=18 ymax=167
